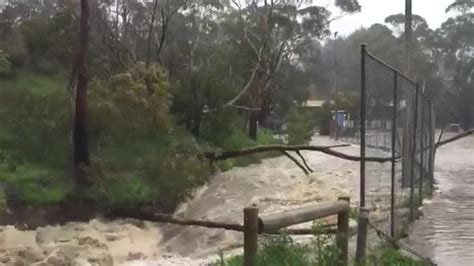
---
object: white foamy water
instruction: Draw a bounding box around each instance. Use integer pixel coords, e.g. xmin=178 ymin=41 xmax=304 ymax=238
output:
xmin=0 ymin=136 xmax=364 ymax=265
xmin=5 ymin=133 xmax=470 ymax=265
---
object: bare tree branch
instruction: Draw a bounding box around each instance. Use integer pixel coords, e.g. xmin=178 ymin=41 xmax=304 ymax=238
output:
xmin=156 ymin=7 xmax=167 ymax=59
xmin=296 ymin=151 xmax=313 ymax=172
xmin=222 ymin=47 xmax=264 ymax=108
xmin=100 ymin=36 xmax=132 ymax=73
xmin=96 ymin=12 xmax=137 ymax=63
xmin=146 ymin=0 xmax=159 ymax=67
xmin=281 ymin=151 xmax=310 ymax=175
xmin=156 ymin=0 xmax=188 ymax=61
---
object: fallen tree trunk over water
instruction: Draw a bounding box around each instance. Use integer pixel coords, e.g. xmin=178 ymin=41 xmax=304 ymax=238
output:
xmin=108 ymin=209 xmax=245 ymax=232
xmin=435 ymin=129 xmax=474 ymax=148
xmin=204 ymin=144 xmax=393 ymax=163
xmin=204 ymin=130 xmax=473 ymax=175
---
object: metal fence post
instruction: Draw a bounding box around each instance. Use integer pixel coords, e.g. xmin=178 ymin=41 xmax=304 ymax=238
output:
xmin=390 ymin=71 xmax=398 ymax=238
xmin=360 ymin=44 xmax=367 ymax=208
xmin=355 ymin=207 xmax=370 ymax=265
xmin=244 ymin=206 xmax=259 ymax=266
xmin=356 ymin=43 xmax=367 ymax=266
xmin=410 ymin=85 xmax=420 ymax=221
xmin=337 ymin=197 xmax=350 ymax=266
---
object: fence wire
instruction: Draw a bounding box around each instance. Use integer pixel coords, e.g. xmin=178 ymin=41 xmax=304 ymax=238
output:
xmin=330 ymin=45 xmax=435 ymax=239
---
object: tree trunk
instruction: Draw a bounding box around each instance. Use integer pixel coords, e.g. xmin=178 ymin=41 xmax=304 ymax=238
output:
xmin=73 ymin=0 xmax=91 ymax=186
xmin=249 ymin=111 xmax=259 ymax=140
xmin=191 ymin=113 xmax=202 ymax=137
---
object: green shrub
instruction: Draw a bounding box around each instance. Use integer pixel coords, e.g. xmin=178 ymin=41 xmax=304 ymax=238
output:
xmin=214 ymin=128 xmax=280 ymax=168
xmin=0 ymin=50 xmax=12 ymax=75
xmin=317 ymin=101 xmax=333 ymax=136
xmin=0 ymin=69 xmax=209 ymax=212
xmin=0 ymin=164 xmax=72 ymax=205
xmin=85 ymin=174 xmax=157 ymax=209
xmin=286 ymin=107 xmax=316 ymax=144
xmin=218 ymin=223 xmax=343 ymax=266
xmin=217 ymin=235 xmax=311 ymax=266
xmin=88 ymin=63 xmax=171 ymax=145
xmin=86 ymin=126 xmax=209 ymax=211
xmin=367 ymin=246 xmax=427 ymax=266
xmin=0 ymin=72 xmax=70 ymax=168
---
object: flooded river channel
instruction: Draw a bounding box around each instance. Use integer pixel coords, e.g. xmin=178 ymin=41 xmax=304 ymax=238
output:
xmin=408 ymin=133 xmax=474 ymax=265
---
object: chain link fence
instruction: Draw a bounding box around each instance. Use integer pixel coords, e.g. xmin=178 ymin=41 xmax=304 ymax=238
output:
xmin=330 ymin=45 xmax=435 ymax=239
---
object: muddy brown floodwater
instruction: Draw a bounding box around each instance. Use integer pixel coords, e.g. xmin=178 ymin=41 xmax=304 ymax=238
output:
xmin=407 ymin=133 xmax=474 ymax=266
xmin=0 ymin=134 xmax=472 ymax=265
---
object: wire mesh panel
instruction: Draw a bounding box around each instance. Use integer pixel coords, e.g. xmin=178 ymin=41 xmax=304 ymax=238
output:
xmin=363 ymin=53 xmax=395 ymax=236
xmin=419 ymin=95 xmax=432 ymax=200
xmin=356 ymin=45 xmax=435 ymax=239
xmin=393 ymin=74 xmax=416 ymax=237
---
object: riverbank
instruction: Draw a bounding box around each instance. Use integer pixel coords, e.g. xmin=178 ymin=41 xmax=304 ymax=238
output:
xmin=0 ymin=135 xmax=403 ymax=265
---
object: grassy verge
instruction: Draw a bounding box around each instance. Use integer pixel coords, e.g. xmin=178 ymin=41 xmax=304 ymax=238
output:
xmin=367 ymin=245 xmax=428 ymax=266
xmin=0 ymin=163 xmax=73 ymax=206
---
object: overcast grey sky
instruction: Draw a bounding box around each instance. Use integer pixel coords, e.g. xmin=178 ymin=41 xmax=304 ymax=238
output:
xmin=329 ymin=0 xmax=454 ymax=36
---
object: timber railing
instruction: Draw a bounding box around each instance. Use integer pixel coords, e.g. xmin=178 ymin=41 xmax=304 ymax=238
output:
xmin=113 ymin=197 xmax=351 ymax=266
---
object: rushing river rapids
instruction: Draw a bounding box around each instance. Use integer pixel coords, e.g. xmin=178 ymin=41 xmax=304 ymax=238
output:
xmin=0 ymin=134 xmax=472 ymax=265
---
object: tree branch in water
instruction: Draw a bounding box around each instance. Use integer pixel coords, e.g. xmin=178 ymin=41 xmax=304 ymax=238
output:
xmin=296 ymin=150 xmax=313 ymax=172
xmin=435 ymin=129 xmax=474 ymax=148
xmin=204 ymin=144 xmax=394 ymax=163
xmin=281 ymin=151 xmax=310 ymax=175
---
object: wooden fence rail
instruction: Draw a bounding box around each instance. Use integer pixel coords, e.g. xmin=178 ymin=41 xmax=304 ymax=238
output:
xmin=112 ymin=198 xmax=351 ymax=266
xmin=244 ymin=197 xmax=351 ymax=266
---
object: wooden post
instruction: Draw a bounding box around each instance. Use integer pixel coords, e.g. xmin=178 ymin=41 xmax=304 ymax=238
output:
xmin=355 ymin=207 xmax=370 ymax=265
xmin=337 ymin=197 xmax=350 ymax=266
xmin=244 ymin=206 xmax=259 ymax=266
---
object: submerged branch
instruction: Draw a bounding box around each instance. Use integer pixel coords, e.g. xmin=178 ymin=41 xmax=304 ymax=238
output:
xmin=281 ymin=151 xmax=310 ymax=175
xmin=296 ymin=150 xmax=313 ymax=172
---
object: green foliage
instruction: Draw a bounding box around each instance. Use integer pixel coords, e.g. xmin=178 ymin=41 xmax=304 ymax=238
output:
xmin=218 ymin=223 xmax=343 ymax=266
xmin=286 ymin=107 xmax=316 ymax=145
xmin=0 ymin=50 xmax=12 ymax=75
xmin=367 ymin=246 xmax=426 ymax=266
xmin=317 ymin=101 xmax=334 ymax=136
xmin=85 ymin=128 xmax=209 ymax=211
xmin=86 ymin=65 xmax=208 ymax=210
xmin=0 ymin=73 xmax=66 ymax=170
xmin=0 ymin=69 xmax=207 ymax=211
xmin=0 ymin=164 xmax=72 ymax=205
xmin=0 ymin=72 xmax=70 ymax=168
xmin=310 ymin=221 xmax=343 ymax=265
xmin=214 ymin=128 xmax=279 ymax=169
xmin=89 ymin=63 xmax=171 ymax=144
xmin=217 ymin=235 xmax=311 ymax=266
